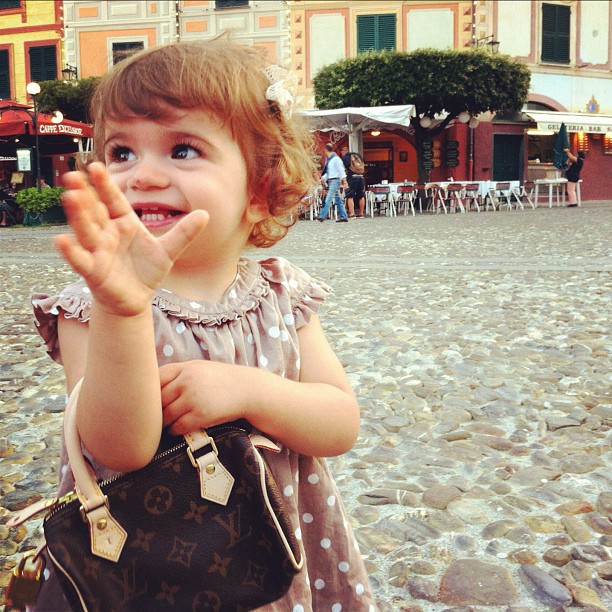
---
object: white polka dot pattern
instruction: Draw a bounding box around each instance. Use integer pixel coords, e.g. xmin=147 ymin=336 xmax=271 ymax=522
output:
xmin=32 ymin=258 xmax=376 ymax=609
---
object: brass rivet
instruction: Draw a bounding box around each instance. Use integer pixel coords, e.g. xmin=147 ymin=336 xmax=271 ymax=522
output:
xmin=206 ymin=464 xmax=216 ymax=474
xmin=96 ymin=519 xmax=107 ymax=531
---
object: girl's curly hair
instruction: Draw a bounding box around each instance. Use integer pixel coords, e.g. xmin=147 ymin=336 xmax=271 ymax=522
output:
xmin=90 ymin=40 xmax=318 ymax=248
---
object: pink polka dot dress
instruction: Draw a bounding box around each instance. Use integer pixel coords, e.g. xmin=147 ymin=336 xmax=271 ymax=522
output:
xmin=32 ymin=256 xmax=377 ymax=611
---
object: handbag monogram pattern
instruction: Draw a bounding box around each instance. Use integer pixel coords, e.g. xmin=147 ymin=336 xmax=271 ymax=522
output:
xmin=44 ymin=424 xmax=302 ymax=611
xmin=5 ymin=381 xmax=302 ymax=612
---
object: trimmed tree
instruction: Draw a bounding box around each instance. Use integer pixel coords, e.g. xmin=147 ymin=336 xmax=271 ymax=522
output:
xmin=313 ymin=48 xmax=531 ymax=182
xmin=36 ymin=77 xmax=101 ymax=124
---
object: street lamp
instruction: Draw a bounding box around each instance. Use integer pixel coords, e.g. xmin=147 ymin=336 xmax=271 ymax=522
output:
xmin=26 ymin=81 xmax=42 ymax=192
xmin=475 ymin=35 xmax=500 ymax=54
xmin=61 ymin=64 xmax=78 ymax=81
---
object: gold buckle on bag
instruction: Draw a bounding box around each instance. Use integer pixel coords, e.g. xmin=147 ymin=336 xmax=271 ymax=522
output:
xmin=187 ymin=437 xmax=218 ymax=469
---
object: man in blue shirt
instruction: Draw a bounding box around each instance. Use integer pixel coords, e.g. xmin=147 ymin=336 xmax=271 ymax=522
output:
xmin=318 ymin=143 xmax=349 ymax=222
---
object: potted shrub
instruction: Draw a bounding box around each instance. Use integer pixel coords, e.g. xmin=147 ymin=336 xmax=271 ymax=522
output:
xmin=16 ymin=186 xmax=65 ymax=226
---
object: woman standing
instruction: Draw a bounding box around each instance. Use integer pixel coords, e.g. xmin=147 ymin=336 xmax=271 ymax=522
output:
xmin=563 ymin=148 xmax=585 ymax=207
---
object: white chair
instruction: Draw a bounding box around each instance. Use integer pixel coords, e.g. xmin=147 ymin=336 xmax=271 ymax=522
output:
xmin=463 ymin=183 xmax=482 ymax=212
xmin=425 ymin=184 xmax=447 ymax=214
xmin=485 ymin=182 xmax=512 ymax=211
xmin=370 ymin=186 xmax=396 ymax=217
xmin=395 ymin=185 xmax=416 ymax=216
xmin=439 ymin=183 xmax=466 ymax=213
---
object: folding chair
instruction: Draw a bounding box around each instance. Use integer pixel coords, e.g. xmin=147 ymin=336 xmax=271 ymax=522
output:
xmin=395 ymin=185 xmax=416 ymax=216
xmin=511 ymin=181 xmax=535 ymax=210
xmin=370 ymin=186 xmax=396 ymax=217
xmin=413 ymin=184 xmax=428 ymax=214
xmin=439 ymin=183 xmax=466 ymax=213
xmin=485 ymin=182 xmax=512 ymax=211
xmin=463 ymin=183 xmax=482 ymax=212
xmin=425 ymin=184 xmax=447 ymax=214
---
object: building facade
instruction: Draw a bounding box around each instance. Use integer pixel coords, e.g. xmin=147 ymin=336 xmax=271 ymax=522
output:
xmin=1 ymin=0 xmax=611 ymax=199
xmin=62 ymin=0 xmax=289 ymax=78
xmin=0 ymin=0 xmax=63 ymax=103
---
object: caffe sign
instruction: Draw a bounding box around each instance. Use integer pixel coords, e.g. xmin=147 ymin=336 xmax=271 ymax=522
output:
xmin=39 ymin=123 xmax=85 ymax=136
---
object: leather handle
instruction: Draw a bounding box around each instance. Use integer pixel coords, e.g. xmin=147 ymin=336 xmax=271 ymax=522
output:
xmin=63 ymin=380 xmax=128 ymax=562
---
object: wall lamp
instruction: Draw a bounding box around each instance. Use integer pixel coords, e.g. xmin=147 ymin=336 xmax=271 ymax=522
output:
xmin=475 ymin=35 xmax=500 ymax=54
xmin=61 ymin=64 xmax=78 ymax=80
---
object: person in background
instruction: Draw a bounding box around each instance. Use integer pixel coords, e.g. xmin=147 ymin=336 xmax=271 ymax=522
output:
xmin=317 ymin=143 xmax=349 ymax=222
xmin=340 ymin=145 xmax=366 ymax=218
xmin=563 ymin=148 xmax=585 ymax=207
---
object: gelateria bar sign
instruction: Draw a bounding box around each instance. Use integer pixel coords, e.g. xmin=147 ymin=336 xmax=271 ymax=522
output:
xmin=526 ymin=111 xmax=612 ymax=134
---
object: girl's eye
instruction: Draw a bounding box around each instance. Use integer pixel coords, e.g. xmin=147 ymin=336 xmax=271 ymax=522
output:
xmin=172 ymin=144 xmax=200 ymax=160
xmin=108 ymin=146 xmax=136 ymax=163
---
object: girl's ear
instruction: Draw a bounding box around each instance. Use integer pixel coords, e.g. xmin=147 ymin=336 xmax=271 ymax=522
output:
xmin=246 ymin=195 xmax=270 ymax=224
xmin=246 ymin=178 xmax=271 ymax=223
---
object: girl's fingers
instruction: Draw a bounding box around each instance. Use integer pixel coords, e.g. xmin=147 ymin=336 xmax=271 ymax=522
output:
xmin=158 ymin=210 xmax=209 ymax=264
xmin=87 ymin=162 xmax=134 ymax=219
xmin=54 ymin=233 xmax=95 ymax=277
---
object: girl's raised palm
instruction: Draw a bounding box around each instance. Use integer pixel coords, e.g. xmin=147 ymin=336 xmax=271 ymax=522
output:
xmin=55 ymin=163 xmax=208 ymax=317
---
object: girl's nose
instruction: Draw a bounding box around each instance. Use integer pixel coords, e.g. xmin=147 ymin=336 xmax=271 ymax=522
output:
xmin=126 ymin=157 xmax=170 ymax=191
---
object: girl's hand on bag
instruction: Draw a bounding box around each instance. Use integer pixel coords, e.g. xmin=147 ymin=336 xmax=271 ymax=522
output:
xmin=55 ymin=163 xmax=208 ymax=317
xmin=159 ymin=360 xmax=248 ymax=434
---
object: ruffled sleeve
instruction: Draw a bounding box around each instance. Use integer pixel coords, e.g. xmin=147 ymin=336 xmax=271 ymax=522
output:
xmin=258 ymin=257 xmax=330 ymax=329
xmin=32 ymin=279 xmax=92 ymax=364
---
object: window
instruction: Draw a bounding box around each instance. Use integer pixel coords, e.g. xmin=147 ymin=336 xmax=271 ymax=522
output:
xmin=112 ymin=41 xmax=144 ymax=65
xmin=215 ymin=0 xmax=248 ymax=9
xmin=357 ymin=14 xmax=396 ymax=54
xmin=0 ymin=49 xmax=9 ymax=99
xmin=541 ymin=3 xmax=570 ymax=64
xmin=29 ymin=45 xmax=57 ymax=82
xmin=0 ymin=0 xmax=21 ymax=9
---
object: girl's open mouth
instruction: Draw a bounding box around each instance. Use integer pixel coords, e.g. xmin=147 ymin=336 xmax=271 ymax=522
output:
xmin=134 ymin=207 xmax=184 ymax=227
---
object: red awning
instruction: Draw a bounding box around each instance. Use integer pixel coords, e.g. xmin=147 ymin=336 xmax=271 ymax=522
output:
xmin=0 ymin=100 xmax=93 ymax=138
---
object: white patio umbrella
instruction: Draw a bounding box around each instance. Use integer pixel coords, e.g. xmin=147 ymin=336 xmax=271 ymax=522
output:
xmin=300 ymin=105 xmax=416 ymax=152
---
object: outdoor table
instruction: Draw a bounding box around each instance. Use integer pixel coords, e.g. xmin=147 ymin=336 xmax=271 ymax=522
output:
xmin=534 ymin=178 xmax=568 ymax=208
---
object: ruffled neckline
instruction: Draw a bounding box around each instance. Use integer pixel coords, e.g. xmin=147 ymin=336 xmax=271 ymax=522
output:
xmin=152 ymin=258 xmax=271 ymax=325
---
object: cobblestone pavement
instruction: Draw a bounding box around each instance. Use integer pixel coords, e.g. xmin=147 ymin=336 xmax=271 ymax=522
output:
xmin=1 ymin=202 xmax=611 ymax=611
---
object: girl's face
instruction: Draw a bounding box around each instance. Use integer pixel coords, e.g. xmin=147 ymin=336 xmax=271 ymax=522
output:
xmin=103 ymin=108 xmax=267 ymax=262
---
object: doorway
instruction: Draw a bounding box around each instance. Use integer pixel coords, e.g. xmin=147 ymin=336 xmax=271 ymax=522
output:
xmin=493 ymin=135 xmax=523 ymax=181
xmin=363 ymin=141 xmax=393 ymax=185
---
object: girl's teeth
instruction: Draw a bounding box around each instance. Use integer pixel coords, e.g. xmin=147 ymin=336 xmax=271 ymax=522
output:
xmin=142 ymin=213 xmax=166 ymax=222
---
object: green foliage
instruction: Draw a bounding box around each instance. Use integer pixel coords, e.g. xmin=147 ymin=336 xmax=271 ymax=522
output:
xmin=313 ymin=48 xmax=530 ymax=119
xmin=37 ymin=77 xmax=101 ymax=123
xmin=16 ymin=187 xmax=65 ymax=215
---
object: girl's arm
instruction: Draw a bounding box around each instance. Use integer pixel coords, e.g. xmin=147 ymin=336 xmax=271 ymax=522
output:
xmin=56 ymin=164 xmax=208 ymax=471
xmin=160 ymin=314 xmax=360 ymax=457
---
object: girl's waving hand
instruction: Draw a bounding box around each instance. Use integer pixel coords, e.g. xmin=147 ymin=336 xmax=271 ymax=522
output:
xmin=55 ymin=162 xmax=208 ymax=317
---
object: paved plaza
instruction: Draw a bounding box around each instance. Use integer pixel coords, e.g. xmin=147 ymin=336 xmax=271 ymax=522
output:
xmin=1 ymin=202 xmax=611 ymax=610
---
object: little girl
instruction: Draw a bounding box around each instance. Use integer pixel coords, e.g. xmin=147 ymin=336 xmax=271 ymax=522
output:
xmin=31 ymin=40 xmax=376 ymax=610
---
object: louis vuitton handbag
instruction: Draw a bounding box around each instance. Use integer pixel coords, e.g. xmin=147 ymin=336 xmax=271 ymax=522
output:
xmin=8 ymin=381 xmax=302 ymax=611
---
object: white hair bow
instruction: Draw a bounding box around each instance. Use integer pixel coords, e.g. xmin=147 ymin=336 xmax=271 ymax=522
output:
xmin=263 ymin=65 xmax=298 ymax=119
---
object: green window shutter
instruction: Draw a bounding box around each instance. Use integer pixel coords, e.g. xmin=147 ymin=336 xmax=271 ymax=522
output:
xmin=357 ymin=14 xmax=396 ymax=54
xmin=542 ymin=3 xmax=570 ymax=64
xmin=0 ymin=49 xmax=9 ymax=99
xmin=29 ymin=45 xmax=57 ymax=81
xmin=377 ymin=14 xmax=396 ymax=51
xmin=0 ymin=0 xmax=21 ymax=9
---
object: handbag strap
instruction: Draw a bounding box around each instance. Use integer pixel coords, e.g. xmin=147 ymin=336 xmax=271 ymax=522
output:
xmin=63 ymin=380 xmax=128 ymax=562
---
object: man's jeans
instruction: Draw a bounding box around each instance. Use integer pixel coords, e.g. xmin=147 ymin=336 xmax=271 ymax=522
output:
xmin=318 ymin=178 xmax=348 ymax=220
